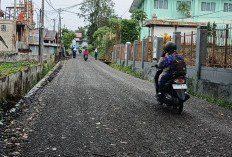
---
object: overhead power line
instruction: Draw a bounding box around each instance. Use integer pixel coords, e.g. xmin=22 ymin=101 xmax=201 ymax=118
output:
xmin=60 ymin=0 xmax=92 ymax=11
xmin=45 ymin=0 xmax=59 ymax=12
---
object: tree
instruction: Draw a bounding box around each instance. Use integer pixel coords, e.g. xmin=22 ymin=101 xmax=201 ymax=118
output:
xmin=131 ymin=9 xmax=147 ymax=40
xmin=109 ymin=18 xmax=121 ymax=43
xmin=62 ymin=28 xmax=69 ymax=36
xmin=79 ymin=0 xmax=115 ymax=44
xmin=177 ymin=2 xmax=191 ymax=16
xmin=120 ymin=19 xmax=139 ymax=44
xmin=93 ymin=26 xmax=111 ymax=46
xmin=62 ymin=31 xmax=76 ymax=50
xmin=207 ymin=22 xmax=217 ymax=37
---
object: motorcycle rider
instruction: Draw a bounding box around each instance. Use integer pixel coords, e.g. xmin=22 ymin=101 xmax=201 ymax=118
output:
xmin=79 ymin=47 xmax=82 ymax=54
xmin=83 ymin=49 xmax=89 ymax=60
xmin=157 ymin=42 xmax=184 ymax=99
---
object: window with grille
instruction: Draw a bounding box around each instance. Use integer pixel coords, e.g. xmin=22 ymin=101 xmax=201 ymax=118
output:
xmin=154 ymin=0 xmax=168 ymax=9
xmin=176 ymin=1 xmax=191 ymax=10
xmin=201 ymin=2 xmax=216 ymax=11
xmin=1 ymin=25 xmax=6 ymax=31
xmin=224 ymin=3 xmax=232 ymax=12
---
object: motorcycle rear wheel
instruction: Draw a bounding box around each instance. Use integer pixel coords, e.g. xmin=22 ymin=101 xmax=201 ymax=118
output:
xmin=174 ymin=100 xmax=183 ymax=114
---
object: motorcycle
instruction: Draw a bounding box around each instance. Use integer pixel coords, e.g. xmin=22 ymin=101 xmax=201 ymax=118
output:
xmin=153 ymin=61 xmax=190 ymax=114
xmin=83 ymin=54 xmax=88 ymax=61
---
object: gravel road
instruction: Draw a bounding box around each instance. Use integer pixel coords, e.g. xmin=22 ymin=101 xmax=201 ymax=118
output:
xmin=1 ymin=55 xmax=232 ymax=157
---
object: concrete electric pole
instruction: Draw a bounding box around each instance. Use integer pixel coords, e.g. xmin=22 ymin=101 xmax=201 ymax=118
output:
xmin=40 ymin=0 xmax=45 ymax=65
xmin=38 ymin=9 xmax=42 ymax=64
xmin=57 ymin=8 xmax=61 ymax=58
xmin=14 ymin=0 xmax=16 ymax=20
xmin=52 ymin=19 xmax=56 ymax=31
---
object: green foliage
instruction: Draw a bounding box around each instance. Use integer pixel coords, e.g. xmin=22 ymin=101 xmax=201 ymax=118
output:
xmin=0 ymin=62 xmax=55 ymax=120
xmin=62 ymin=28 xmax=69 ymax=35
xmin=66 ymin=48 xmax=71 ymax=56
xmin=177 ymin=2 xmax=191 ymax=15
xmin=87 ymin=23 xmax=98 ymax=45
xmin=109 ymin=18 xmax=121 ymax=34
xmin=131 ymin=9 xmax=147 ymax=40
xmin=87 ymin=44 xmax=95 ymax=53
xmin=110 ymin=62 xmax=149 ymax=80
xmin=62 ymin=31 xmax=76 ymax=50
xmin=93 ymin=26 xmax=111 ymax=46
xmin=207 ymin=22 xmax=217 ymax=37
xmin=0 ymin=61 xmax=37 ymax=76
xmin=131 ymin=9 xmax=147 ymax=24
xmin=79 ymin=0 xmax=115 ymax=45
xmin=120 ymin=19 xmax=139 ymax=43
xmin=42 ymin=63 xmax=55 ymax=77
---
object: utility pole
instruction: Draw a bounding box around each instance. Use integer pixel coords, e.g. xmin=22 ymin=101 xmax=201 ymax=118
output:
xmin=14 ymin=0 xmax=16 ymax=20
xmin=52 ymin=18 xmax=56 ymax=31
xmin=57 ymin=8 xmax=61 ymax=58
xmin=36 ymin=10 xmax=39 ymax=28
xmin=40 ymin=0 xmax=44 ymax=65
xmin=38 ymin=9 xmax=42 ymax=64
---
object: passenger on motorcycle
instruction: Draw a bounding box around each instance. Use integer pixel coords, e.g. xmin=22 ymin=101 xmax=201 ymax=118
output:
xmin=157 ymin=42 xmax=184 ymax=99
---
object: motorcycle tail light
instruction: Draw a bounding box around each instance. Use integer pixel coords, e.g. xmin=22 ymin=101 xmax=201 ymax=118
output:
xmin=174 ymin=76 xmax=185 ymax=84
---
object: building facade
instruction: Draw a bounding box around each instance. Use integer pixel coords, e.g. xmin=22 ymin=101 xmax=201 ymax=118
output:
xmin=130 ymin=0 xmax=232 ymax=39
xmin=0 ymin=20 xmax=16 ymax=52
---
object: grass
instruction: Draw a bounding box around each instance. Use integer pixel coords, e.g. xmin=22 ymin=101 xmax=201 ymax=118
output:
xmin=110 ymin=62 xmax=232 ymax=111
xmin=186 ymin=78 xmax=232 ymax=111
xmin=0 ymin=61 xmax=37 ymax=76
xmin=110 ymin=61 xmax=152 ymax=81
xmin=90 ymin=50 xmax=105 ymax=59
xmin=0 ymin=62 xmax=56 ymax=120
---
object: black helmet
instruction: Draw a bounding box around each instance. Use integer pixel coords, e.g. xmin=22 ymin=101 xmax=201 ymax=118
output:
xmin=164 ymin=42 xmax=177 ymax=54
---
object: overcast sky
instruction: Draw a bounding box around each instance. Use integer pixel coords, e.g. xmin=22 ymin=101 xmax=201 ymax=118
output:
xmin=1 ymin=0 xmax=134 ymax=30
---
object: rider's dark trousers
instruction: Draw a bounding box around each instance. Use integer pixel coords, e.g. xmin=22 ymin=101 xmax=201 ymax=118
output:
xmin=158 ymin=72 xmax=171 ymax=94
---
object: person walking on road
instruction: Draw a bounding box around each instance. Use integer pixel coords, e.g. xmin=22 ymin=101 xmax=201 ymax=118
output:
xmin=71 ymin=44 xmax=78 ymax=58
xmin=94 ymin=48 xmax=98 ymax=60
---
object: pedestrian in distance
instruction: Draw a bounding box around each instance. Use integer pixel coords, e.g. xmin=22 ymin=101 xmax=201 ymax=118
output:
xmin=71 ymin=44 xmax=78 ymax=58
xmin=94 ymin=48 xmax=98 ymax=60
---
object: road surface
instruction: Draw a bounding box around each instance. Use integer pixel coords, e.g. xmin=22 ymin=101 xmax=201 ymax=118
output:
xmin=1 ymin=55 xmax=232 ymax=156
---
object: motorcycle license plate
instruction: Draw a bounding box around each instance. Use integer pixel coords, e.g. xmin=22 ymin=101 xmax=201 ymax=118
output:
xmin=172 ymin=84 xmax=187 ymax=89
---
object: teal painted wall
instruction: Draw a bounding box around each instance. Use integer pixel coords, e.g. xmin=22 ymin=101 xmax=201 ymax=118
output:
xmin=137 ymin=0 xmax=232 ymax=22
xmin=136 ymin=0 xmax=232 ymax=40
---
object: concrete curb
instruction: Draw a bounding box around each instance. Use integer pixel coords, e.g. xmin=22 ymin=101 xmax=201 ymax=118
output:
xmin=10 ymin=61 xmax=61 ymax=113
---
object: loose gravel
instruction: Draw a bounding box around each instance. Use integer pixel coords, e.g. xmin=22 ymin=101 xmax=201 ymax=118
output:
xmin=0 ymin=55 xmax=232 ymax=157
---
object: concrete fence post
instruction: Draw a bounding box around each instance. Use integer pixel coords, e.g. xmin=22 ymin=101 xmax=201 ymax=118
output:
xmin=153 ymin=36 xmax=163 ymax=61
xmin=141 ymin=38 xmax=147 ymax=69
xmin=173 ymin=32 xmax=181 ymax=53
xmin=119 ymin=44 xmax=123 ymax=65
xmin=125 ymin=42 xmax=131 ymax=66
xmin=132 ymin=40 xmax=138 ymax=71
xmin=115 ymin=45 xmax=118 ymax=63
xmin=195 ymin=26 xmax=208 ymax=80
xmin=112 ymin=45 xmax=115 ymax=62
